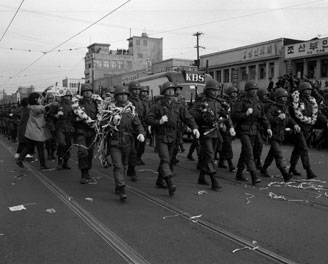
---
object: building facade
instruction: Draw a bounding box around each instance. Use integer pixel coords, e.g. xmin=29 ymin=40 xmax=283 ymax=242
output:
xmin=200 ymin=38 xmax=303 ymax=90
xmin=285 ymin=37 xmax=328 ymax=82
xmin=84 ymin=33 xmax=163 ymax=91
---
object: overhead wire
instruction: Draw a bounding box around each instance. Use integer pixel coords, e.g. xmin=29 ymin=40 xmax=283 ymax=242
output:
xmin=0 ymin=0 xmax=132 ymax=89
xmin=0 ymin=0 xmax=25 ymax=43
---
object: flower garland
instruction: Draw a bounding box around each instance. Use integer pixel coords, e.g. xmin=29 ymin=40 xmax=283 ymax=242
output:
xmin=291 ymin=90 xmax=318 ymax=125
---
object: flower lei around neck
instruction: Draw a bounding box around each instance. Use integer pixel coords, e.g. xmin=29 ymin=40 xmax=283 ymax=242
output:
xmin=291 ymin=90 xmax=318 ymax=125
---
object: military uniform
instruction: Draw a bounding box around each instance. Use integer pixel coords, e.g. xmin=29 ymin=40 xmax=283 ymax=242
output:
xmin=260 ymin=88 xmax=297 ymax=181
xmin=73 ymin=84 xmax=98 ymax=184
xmin=231 ymin=81 xmax=271 ymax=185
xmin=288 ymin=82 xmax=328 ymax=178
xmin=108 ymin=85 xmax=145 ymax=200
xmin=190 ymin=79 xmax=234 ymax=190
xmin=146 ymin=81 xmax=199 ymax=195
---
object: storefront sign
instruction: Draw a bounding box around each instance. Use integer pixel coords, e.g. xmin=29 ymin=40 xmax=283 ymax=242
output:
xmin=285 ymin=37 xmax=328 ymax=59
xmin=242 ymin=43 xmax=277 ymax=61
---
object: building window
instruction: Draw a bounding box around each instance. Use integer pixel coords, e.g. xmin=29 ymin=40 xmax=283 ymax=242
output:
xmin=249 ymin=65 xmax=256 ymax=80
xmin=269 ymin=62 xmax=275 ymax=78
xmin=307 ymin=60 xmax=316 ymax=78
xmin=127 ymin=61 xmax=132 ymax=70
xmin=143 ymin=40 xmax=147 ymax=46
xmin=94 ymin=60 xmax=102 ymax=68
xmin=138 ymin=54 xmax=143 ymax=58
xmin=240 ymin=67 xmax=247 ymax=81
xmin=110 ymin=60 xmax=117 ymax=69
xmin=259 ymin=63 xmax=266 ymax=80
xmin=216 ymin=70 xmax=221 ymax=82
xmin=224 ymin=69 xmax=229 ymax=83
xmin=321 ymin=59 xmax=328 ymax=77
xmin=136 ymin=39 xmax=140 ymax=45
xmin=118 ymin=61 xmax=124 ymax=70
xmin=88 ymin=63 xmax=91 ymax=69
xmin=103 ymin=60 xmax=110 ymax=69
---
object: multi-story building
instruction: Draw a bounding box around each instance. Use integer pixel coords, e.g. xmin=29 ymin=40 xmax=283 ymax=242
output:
xmin=200 ymin=38 xmax=303 ymax=90
xmin=62 ymin=77 xmax=85 ymax=95
xmin=84 ymin=32 xmax=163 ymax=91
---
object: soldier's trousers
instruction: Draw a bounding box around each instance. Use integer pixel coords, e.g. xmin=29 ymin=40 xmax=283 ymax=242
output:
xmin=198 ymin=137 xmax=220 ymax=175
xmin=263 ymin=139 xmax=285 ymax=170
xmin=220 ymin=132 xmax=233 ymax=160
xmin=290 ymin=131 xmax=310 ymax=169
xmin=157 ymin=140 xmax=176 ymax=178
xmin=109 ymin=136 xmax=132 ymax=188
xmin=76 ymin=130 xmax=96 ymax=170
xmin=57 ymin=131 xmax=72 ymax=159
xmin=253 ymin=131 xmax=263 ymax=161
xmin=237 ymin=134 xmax=256 ymax=172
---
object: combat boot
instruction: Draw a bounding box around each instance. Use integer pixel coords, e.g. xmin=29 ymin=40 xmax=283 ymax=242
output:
xmin=250 ymin=170 xmax=261 ymax=186
xmin=227 ymin=159 xmax=236 ymax=172
xmin=259 ymin=167 xmax=271 ymax=178
xmin=289 ymin=166 xmax=301 ymax=176
xmin=198 ymin=172 xmax=209 ymax=185
xmin=306 ymin=168 xmax=318 ymax=179
xmin=255 ymin=159 xmax=262 ymax=169
xmin=156 ymin=175 xmax=167 ymax=189
xmin=62 ymin=158 xmax=71 ymax=170
xmin=50 ymin=150 xmax=56 ymax=160
xmin=218 ymin=159 xmax=227 ymax=169
xmin=279 ymin=168 xmax=292 ymax=182
xmin=210 ymin=174 xmax=222 ymax=191
xmin=165 ymin=177 xmax=176 ymax=196
xmin=236 ymin=168 xmax=248 ymax=182
xmin=119 ymin=186 xmax=127 ymax=201
xmin=57 ymin=157 xmax=63 ymax=170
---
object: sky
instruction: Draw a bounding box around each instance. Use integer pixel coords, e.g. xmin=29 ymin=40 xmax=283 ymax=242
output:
xmin=1 ymin=0 xmax=328 ymax=93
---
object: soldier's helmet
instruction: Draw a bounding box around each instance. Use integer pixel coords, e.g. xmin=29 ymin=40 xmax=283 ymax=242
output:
xmin=128 ymin=81 xmax=141 ymax=91
xmin=160 ymin=81 xmax=176 ymax=95
xmin=257 ymin=88 xmax=269 ymax=98
xmin=226 ymin=86 xmax=238 ymax=95
xmin=108 ymin=86 xmax=115 ymax=94
xmin=114 ymin=84 xmax=130 ymax=96
xmin=64 ymin=90 xmax=73 ymax=97
xmin=244 ymin=81 xmax=259 ymax=91
xmin=204 ymin=79 xmax=220 ymax=94
xmin=298 ymin=82 xmax=312 ymax=92
xmin=141 ymin=86 xmax=150 ymax=93
xmin=274 ymin=88 xmax=288 ymax=99
xmin=80 ymin=83 xmax=93 ymax=93
xmin=45 ymin=92 xmax=55 ymax=100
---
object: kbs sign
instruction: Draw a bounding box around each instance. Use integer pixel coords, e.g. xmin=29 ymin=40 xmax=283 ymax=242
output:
xmin=183 ymin=71 xmax=205 ymax=83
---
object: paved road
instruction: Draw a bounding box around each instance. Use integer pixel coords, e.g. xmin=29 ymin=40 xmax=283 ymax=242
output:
xmin=1 ymin=136 xmax=328 ymax=264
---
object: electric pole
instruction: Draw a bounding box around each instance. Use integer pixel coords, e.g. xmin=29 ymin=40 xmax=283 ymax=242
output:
xmin=193 ymin=32 xmax=205 ymax=69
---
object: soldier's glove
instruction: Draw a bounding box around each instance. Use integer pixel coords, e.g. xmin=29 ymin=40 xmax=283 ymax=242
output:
xmin=267 ymin=129 xmax=273 ymax=137
xmin=137 ymin=134 xmax=145 ymax=142
xmin=148 ymin=126 xmax=152 ymax=134
xmin=294 ymin=124 xmax=301 ymax=133
xmin=159 ymin=115 xmax=168 ymax=125
xmin=246 ymin=108 xmax=253 ymax=116
xmin=193 ymin=129 xmax=200 ymax=139
xmin=57 ymin=110 xmax=64 ymax=116
xmin=278 ymin=113 xmax=286 ymax=120
xmin=229 ymin=127 xmax=236 ymax=137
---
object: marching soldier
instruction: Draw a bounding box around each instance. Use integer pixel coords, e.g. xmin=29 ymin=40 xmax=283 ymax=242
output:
xmin=288 ymin=82 xmax=328 ymax=178
xmin=253 ymin=88 xmax=274 ymax=169
xmin=72 ymin=83 xmax=99 ymax=184
xmin=56 ymin=90 xmax=74 ymax=170
xmin=44 ymin=92 xmax=57 ymax=160
xmin=231 ymin=81 xmax=272 ymax=186
xmin=218 ymin=86 xmax=239 ymax=172
xmin=108 ymin=85 xmax=145 ymax=200
xmin=146 ymin=81 xmax=199 ymax=195
xmin=127 ymin=81 xmax=146 ymax=179
xmin=260 ymin=88 xmax=300 ymax=181
xmin=190 ymin=79 xmax=235 ymax=190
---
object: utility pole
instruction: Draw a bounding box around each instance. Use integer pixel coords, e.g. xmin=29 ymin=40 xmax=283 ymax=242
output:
xmin=193 ymin=32 xmax=205 ymax=69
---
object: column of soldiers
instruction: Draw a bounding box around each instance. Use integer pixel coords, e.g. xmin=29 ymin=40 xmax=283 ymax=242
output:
xmin=4 ymin=77 xmax=327 ymax=202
